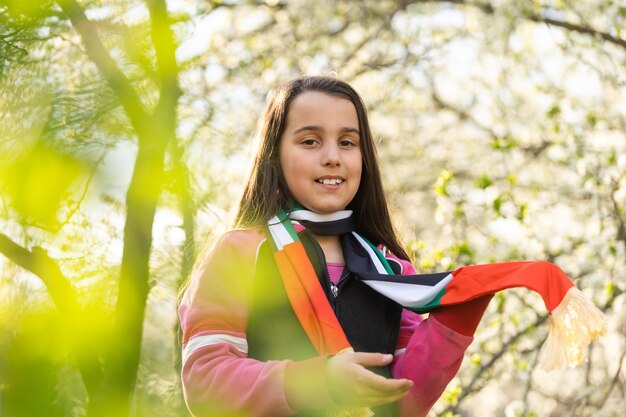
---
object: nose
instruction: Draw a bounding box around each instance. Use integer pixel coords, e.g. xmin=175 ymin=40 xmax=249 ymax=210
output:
xmin=322 ymin=142 xmax=341 ymax=167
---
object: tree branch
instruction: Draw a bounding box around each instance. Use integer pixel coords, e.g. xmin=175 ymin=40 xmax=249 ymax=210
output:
xmin=53 ymin=152 xmax=106 ymax=233
xmin=55 ymin=0 xmax=149 ymax=132
xmin=93 ymin=2 xmax=180 ymax=414
xmin=0 ymin=232 xmax=103 ymax=395
xmin=526 ymin=13 xmax=626 ymax=51
xmin=610 ymin=177 xmax=626 ymax=255
xmin=147 ymin=0 xmax=180 ymax=121
xmin=415 ymin=1 xmax=626 ymax=51
xmin=441 ymin=314 xmax=549 ymax=415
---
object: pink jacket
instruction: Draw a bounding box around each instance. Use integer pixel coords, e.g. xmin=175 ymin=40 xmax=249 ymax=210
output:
xmin=179 ymin=229 xmax=472 ymax=416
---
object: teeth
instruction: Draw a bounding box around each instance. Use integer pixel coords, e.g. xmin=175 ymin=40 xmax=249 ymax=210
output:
xmin=318 ymin=178 xmax=343 ymax=185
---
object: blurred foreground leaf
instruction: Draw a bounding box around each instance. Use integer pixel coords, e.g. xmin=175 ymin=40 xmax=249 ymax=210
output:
xmin=1 ymin=141 xmax=86 ymax=227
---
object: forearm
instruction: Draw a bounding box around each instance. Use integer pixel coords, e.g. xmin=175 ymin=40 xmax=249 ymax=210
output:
xmin=392 ymin=316 xmax=473 ymax=417
xmin=182 ymin=340 xmax=295 ymax=417
xmin=430 ymin=295 xmax=493 ymax=337
xmin=284 ymin=356 xmax=335 ymax=411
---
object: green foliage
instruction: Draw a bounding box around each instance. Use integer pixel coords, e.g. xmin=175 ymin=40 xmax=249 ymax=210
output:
xmin=492 ymin=195 xmax=503 ymax=215
xmin=516 ymin=411 xmax=539 ymax=417
xmin=434 ymin=169 xmax=454 ymax=197
xmin=1 ymin=142 xmax=87 ymax=227
xmin=475 ymin=174 xmax=493 ymax=190
xmin=442 ymin=385 xmax=462 ymax=407
xmin=546 ymin=104 xmax=560 ymax=119
xmin=495 ymin=292 xmax=507 ymax=314
xmin=491 ymin=136 xmax=518 ymax=151
xmin=1 ymin=0 xmax=56 ymax=21
xmin=0 ymin=307 xmax=85 ymax=417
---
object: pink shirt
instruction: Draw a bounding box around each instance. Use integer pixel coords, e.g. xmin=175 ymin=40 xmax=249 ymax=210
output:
xmin=179 ymin=230 xmax=472 ymax=417
xmin=326 ymin=261 xmax=344 ymax=284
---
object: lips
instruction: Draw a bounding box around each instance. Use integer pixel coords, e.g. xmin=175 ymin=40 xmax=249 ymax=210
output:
xmin=315 ymin=177 xmax=344 ymax=185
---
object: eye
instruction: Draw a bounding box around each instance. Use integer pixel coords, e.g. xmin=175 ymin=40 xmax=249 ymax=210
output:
xmin=339 ymin=138 xmax=358 ymax=147
xmin=301 ymin=138 xmax=318 ymax=146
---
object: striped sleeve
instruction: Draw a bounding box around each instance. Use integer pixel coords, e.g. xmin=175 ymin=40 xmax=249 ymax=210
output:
xmin=178 ymin=229 xmax=295 ymax=417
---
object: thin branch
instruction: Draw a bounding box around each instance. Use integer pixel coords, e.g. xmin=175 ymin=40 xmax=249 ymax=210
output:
xmin=442 ymin=314 xmax=549 ymax=414
xmin=415 ymin=0 xmax=626 ymax=51
xmin=450 ymin=285 xmax=621 ymax=413
xmin=429 ymin=83 xmax=557 ymax=158
xmin=527 ymin=13 xmax=626 ymax=51
xmin=55 ymin=0 xmax=149 ymax=133
xmin=430 ymin=87 xmax=498 ymax=139
xmin=595 ymin=344 xmax=626 ymax=410
xmin=0 ymin=29 xmax=30 ymax=56
xmin=610 ymin=177 xmax=626 ymax=255
xmin=53 ymin=151 xmax=107 ymax=233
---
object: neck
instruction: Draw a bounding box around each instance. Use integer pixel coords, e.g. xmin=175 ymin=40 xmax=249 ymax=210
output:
xmin=314 ymin=234 xmax=344 ymax=264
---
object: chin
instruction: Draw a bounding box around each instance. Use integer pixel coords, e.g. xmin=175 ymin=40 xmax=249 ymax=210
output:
xmin=311 ymin=205 xmax=347 ymax=214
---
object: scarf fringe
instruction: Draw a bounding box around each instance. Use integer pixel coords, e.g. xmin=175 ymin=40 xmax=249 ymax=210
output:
xmin=539 ymin=286 xmax=606 ymax=370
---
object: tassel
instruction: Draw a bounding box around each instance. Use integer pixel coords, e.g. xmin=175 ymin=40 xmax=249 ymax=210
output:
xmin=539 ymin=286 xmax=606 ymax=370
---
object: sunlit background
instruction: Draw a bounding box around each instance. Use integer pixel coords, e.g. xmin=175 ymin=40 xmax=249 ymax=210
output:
xmin=1 ymin=1 xmax=625 ymax=416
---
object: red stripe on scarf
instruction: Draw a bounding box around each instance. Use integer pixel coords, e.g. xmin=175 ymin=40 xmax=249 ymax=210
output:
xmin=442 ymin=261 xmax=574 ymax=312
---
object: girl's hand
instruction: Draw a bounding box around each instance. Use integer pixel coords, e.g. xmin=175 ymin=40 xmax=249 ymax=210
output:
xmin=326 ymin=352 xmax=413 ymax=407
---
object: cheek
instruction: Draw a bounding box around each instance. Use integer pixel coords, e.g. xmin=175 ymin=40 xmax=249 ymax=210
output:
xmin=352 ymin=156 xmax=363 ymax=193
xmin=279 ymin=155 xmax=304 ymax=195
xmin=350 ymin=160 xmax=363 ymax=190
xmin=353 ymin=153 xmax=363 ymax=178
xmin=280 ymin=155 xmax=296 ymax=182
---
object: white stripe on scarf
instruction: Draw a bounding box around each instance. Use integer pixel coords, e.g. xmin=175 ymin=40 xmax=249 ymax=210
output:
xmin=267 ymin=215 xmax=293 ymax=251
xmin=362 ymin=274 xmax=454 ymax=308
xmin=289 ymin=210 xmax=353 ymax=222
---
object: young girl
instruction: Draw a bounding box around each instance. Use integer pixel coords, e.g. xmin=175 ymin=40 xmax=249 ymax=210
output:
xmin=178 ymin=75 xmax=500 ymax=417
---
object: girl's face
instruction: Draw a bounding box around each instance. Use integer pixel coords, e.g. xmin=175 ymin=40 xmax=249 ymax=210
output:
xmin=279 ymin=91 xmax=362 ymax=214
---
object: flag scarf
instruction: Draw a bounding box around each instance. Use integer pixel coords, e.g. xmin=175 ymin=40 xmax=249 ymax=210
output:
xmin=266 ymin=209 xmax=606 ymax=372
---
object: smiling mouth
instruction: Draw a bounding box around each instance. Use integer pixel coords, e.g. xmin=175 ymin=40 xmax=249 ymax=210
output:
xmin=315 ymin=178 xmax=344 ymax=185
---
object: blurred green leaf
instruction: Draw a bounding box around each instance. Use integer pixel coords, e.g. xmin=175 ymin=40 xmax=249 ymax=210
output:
xmin=475 ymin=174 xmax=493 ymax=189
xmin=492 ymin=195 xmax=503 ymax=215
xmin=492 ymin=136 xmax=517 ymax=151
xmin=586 ymin=112 xmax=598 ymax=127
xmin=516 ymin=202 xmax=528 ymax=222
xmin=434 ymin=169 xmax=454 ymax=197
xmin=442 ymin=385 xmax=462 ymax=406
xmin=1 ymin=0 xmax=56 ymax=24
xmin=546 ymin=104 xmax=561 ymax=119
xmin=1 ymin=142 xmax=86 ymax=226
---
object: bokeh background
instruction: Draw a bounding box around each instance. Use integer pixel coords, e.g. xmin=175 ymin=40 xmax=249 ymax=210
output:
xmin=1 ymin=0 xmax=625 ymax=416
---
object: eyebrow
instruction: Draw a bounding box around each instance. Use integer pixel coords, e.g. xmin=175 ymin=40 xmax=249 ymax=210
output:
xmin=292 ymin=125 xmax=360 ymax=135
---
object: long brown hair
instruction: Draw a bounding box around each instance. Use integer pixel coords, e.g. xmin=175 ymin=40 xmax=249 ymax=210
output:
xmin=233 ymin=75 xmax=409 ymax=260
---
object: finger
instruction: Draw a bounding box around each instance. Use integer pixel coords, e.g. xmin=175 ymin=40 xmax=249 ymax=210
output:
xmin=367 ymin=385 xmax=412 ymax=401
xmin=366 ymin=390 xmax=411 ymax=407
xmin=351 ymin=379 xmax=413 ymax=407
xmin=353 ymin=369 xmax=413 ymax=394
xmin=351 ymin=352 xmax=394 ymax=367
